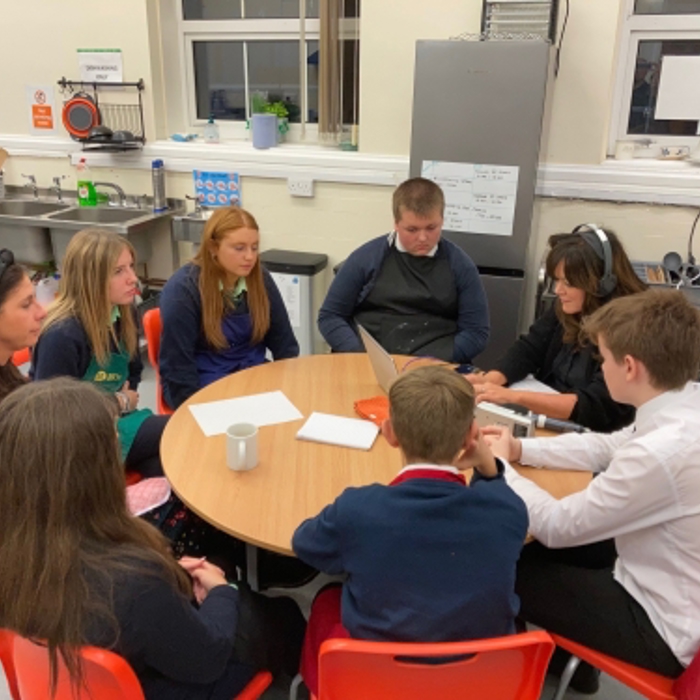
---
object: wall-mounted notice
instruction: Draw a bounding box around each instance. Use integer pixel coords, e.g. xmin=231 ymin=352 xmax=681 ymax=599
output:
xmin=26 ymin=85 xmax=56 ymax=134
xmin=193 ymin=170 xmax=240 ymax=208
xmin=421 ymin=160 xmax=519 ymax=237
xmin=77 ymin=49 xmax=123 ymax=83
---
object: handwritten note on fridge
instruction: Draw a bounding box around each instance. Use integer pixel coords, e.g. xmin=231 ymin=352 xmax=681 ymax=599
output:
xmin=421 ymin=161 xmax=519 ymax=237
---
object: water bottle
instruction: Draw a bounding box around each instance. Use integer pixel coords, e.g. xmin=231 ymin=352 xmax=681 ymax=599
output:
xmin=152 ymin=159 xmax=167 ymax=213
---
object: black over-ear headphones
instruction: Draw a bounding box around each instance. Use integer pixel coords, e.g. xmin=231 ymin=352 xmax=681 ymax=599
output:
xmin=571 ymin=223 xmax=617 ymax=297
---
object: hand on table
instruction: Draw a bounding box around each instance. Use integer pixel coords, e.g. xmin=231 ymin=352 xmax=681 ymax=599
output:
xmin=481 ymin=425 xmax=522 ymax=463
xmin=178 ymin=557 xmax=229 ymax=604
xmin=455 ymin=428 xmax=499 ymax=478
xmin=473 ymin=382 xmax=517 ymax=406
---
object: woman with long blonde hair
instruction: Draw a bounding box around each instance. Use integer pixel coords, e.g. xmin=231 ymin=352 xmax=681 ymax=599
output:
xmin=32 ymin=228 xmax=167 ymax=477
xmin=159 ymin=206 xmax=298 ymax=409
xmin=0 ymin=378 xmax=265 ymax=699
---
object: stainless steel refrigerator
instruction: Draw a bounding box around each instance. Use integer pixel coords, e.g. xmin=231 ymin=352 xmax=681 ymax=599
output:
xmin=409 ymin=39 xmax=550 ymax=366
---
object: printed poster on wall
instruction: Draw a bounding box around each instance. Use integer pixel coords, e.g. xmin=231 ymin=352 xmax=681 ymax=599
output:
xmin=193 ymin=171 xmax=241 ymax=208
xmin=421 ymin=160 xmax=519 ymax=237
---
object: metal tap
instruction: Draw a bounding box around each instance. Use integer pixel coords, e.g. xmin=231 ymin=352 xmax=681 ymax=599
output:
xmin=50 ymin=175 xmax=67 ymax=204
xmin=94 ymin=181 xmax=127 ymax=207
xmin=21 ymin=174 xmax=39 ymax=200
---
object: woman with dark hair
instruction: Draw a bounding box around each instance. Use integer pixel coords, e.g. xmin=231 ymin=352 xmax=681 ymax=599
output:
xmin=467 ymin=226 xmax=647 ymax=432
xmin=0 ymin=378 xmax=305 ymax=700
xmin=0 ymin=249 xmax=46 ymax=403
xmin=32 ymin=229 xmax=166 ymax=478
xmin=159 ymin=206 xmax=298 ymax=410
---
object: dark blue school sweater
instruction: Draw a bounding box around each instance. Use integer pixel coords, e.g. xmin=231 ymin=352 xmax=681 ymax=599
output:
xmin=159 ymin=264 xmax=299 ymax=409
xmin=292 ymin=465 xmax=528 ymax=642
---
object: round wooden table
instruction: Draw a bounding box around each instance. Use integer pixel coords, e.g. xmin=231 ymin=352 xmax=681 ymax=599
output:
xmin=161 ymin=354 xmax=591 ymax=557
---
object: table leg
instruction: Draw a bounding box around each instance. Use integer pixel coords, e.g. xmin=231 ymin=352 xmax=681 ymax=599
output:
xmin=246 ymin=543 xmax=259 ymax=592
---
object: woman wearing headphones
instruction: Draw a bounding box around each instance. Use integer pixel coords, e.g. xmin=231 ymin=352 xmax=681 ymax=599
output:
xmin=32 ymin=229 xmax=166 ymax=477
xmin=0 ymin=249 xmax=46 ymax=403
xmin=467 ymin=226 xmax=647 ymax=432
xmin=159 ymin=206 xmax=298 ymax=409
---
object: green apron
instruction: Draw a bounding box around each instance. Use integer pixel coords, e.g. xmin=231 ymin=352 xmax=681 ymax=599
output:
xmin=82 ymin=347 xmax=153 ymax=460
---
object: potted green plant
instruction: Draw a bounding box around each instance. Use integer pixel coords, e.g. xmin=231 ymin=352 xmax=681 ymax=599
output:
xmin=264 ymin=101 xmax=290 ymax=143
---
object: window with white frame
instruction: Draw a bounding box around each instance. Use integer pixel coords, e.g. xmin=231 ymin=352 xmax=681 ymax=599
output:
xmin=172 ymin=0 xmax=360 ymax=140
xmin=610 ymin=0 xmax=700 ymax=155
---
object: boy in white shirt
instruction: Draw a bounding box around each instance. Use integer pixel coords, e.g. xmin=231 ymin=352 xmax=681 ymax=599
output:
xmin=488 ymin=289 xmax=700 ymax=689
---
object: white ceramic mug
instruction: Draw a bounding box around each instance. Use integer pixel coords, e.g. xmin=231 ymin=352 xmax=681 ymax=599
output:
xmin=226 ymin=423 xmax=258 ymax=471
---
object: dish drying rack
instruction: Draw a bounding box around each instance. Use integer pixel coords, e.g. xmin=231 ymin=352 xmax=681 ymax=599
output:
xmin=57 ymin=77 xmax=146 ymax=152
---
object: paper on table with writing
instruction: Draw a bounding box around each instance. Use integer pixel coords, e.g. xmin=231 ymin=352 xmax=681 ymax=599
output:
xmin=296 ymin=412 xmax=380 ymax=451
xmin=189 ymin=390 xmax=303 ymax=437
xmin=420 ymin=160 xmax=519 ymax=237
xmin=509 ymin=375 xmax=560 ymax=395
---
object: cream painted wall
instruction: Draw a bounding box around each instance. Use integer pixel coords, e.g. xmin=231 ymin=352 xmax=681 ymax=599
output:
xmin=358 ymin=0 xmax=481 ymax=155
xmin=0 ymin=0 xmax=157 ymax=138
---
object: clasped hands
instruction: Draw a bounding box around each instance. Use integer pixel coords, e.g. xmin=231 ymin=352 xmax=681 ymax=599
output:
xmin=178 ymin=556 xmax=230 ymax=604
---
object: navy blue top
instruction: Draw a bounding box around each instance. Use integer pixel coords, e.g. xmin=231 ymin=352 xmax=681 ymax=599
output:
xmin=292 ymin=464 xmax=528 ymax=643
xmin=159 ymin=263 xmax=299 ymax=409
xmin=30 ymin=314 xmax=142 ymax=389
xmin=84 ymin=557 xmax=252 ymax=700
xmin=317 ymin=235 xmax=490 ymax=363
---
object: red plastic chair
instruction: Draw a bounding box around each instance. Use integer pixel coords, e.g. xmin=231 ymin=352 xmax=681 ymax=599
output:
xmin=0 ymin=629 xmax=20 ymax=700
xmin=550 ymin=633 xmax=700 ymax=700
xmin=314 ymin=631 xmax=554 ymax=700
xmin=142 ymin=308 xmax=173 ymax=416
xmin=11 ymin=347 xmax=30 ymax=367
xmin=13 ymin=635 xmax=272 ymax=700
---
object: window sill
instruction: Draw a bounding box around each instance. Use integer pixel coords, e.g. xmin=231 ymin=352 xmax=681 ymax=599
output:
xmin=3 ymin=133 xmax=700 ymax=206
xmin=538 ymin=158 xmax=700 ymax=207
xmin=0 ymin=134 xmax=407 ymax=187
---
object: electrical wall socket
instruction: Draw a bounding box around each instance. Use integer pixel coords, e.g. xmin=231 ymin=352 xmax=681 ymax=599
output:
xmin=287 ymin=177 xmax=314 ymax=198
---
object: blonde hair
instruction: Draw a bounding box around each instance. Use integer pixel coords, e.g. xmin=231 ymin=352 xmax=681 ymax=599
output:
xmin=42 ymin=229 xmax=138 ymax=366
xmin=193 ymin=207 xmax=270 ymax=349
xmin=584 ymin=289 xmax=700 ymax=390
xmin=389 ymin=366 xmax=475 ymax=464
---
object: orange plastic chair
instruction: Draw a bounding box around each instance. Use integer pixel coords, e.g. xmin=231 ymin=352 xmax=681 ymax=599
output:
xmin=314 ymin=631 xmax=554 ymax=700
xmin=0 ymin=629 xmax=20 ymax=700
xmin=11 ymin=347 xmax=30 ymax=367
xmin=13 ymin=635 xmax=272 ymax=700
xmin=142 ymin=308 xmax=173 ymax=416
xmin=550 ymin=633 xmax=700 ymax=700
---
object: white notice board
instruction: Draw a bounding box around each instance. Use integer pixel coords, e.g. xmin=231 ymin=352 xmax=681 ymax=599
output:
xmin=421 ymin=160 xmax=519 ymax=236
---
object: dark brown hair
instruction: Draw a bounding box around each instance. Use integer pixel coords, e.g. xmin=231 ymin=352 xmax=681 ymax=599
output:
xmin=584 ymin=289 xmax=700 ymax=390
xmin=193 ymin=207 xmax=270 ymax=349
xmin=0 ymin=379 xmax=190 ymax=692
xmin=392 ymin=177 xmax=445 ymax=221
xmin=546 ymin=228 xmax=647 ymax=345
xmin=389 ymin=365 xmax=475 ymax=464
xmin=0 ymin=260 xmax=30 ymax=402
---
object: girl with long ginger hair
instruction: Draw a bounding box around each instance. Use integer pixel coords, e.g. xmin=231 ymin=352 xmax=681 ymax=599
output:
xmin=32 ymin=229 xmax=166 ymax=478
xmin=0 ymin=378 xmax=259 ymax=699
xmin=159 ymin=206 xmax=298 ymax=409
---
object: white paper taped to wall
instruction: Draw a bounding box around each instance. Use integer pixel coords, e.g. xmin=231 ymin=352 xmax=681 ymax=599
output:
xmin=421 ymin=160 xmax=519 ymax=237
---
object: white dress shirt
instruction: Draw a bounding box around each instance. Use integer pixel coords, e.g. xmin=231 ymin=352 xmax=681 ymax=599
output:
xmin=505 ymin=382 xmax=700 ymax=666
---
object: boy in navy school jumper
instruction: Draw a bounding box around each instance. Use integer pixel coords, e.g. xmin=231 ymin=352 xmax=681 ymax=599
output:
xmin=292 ymin=365 xmax=528 ymax=696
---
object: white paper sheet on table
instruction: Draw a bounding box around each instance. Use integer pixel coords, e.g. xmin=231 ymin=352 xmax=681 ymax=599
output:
xmin=296 ymin=412 xmax=380 ymax=451
xmin=189 ymin=390 xmax=303 ymax=437
xmin=509 ymin=375 xmax=560 ymax=395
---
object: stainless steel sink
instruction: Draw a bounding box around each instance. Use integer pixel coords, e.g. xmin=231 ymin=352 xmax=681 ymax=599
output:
xmin=172 ymin=211 xmax=213 ymax=244
xmin=47 ymin=207 xmax=152 ymax=225
xmin=0 ymin=200 xmax=71 ymax=217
